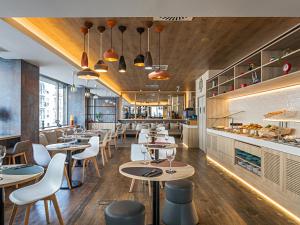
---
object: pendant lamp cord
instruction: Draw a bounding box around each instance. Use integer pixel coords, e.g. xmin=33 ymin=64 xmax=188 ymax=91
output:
xmin=83 ymin=32 xmax=86 ymax=52
xmin=139 ymin=32 xmax=142 ymax=54
xmin=87 ymin=28 xmax=90 ymax=66
xmin=122 ymin=32 xmax=124 ymax=55
xmin=110 ymin=28 xmax=113 ymax=48
xmin=147 ymin=28 xmax=150 ymax=51
xmin=100 ymin=32 xmax=103 ymax=57
xmin=158 ymin=32 xmax=161 ymax=70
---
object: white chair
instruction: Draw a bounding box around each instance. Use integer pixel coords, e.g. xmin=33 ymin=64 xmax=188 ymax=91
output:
xmin=32 ymin=144 xmax=71 ymax=189
xmin=140 ymin=128 xmax=150 ymax=134
xmin=129 ymin=144 xmax=152 ymax=195
xmin=157 ymin=130 xmax=168 ymax=135
xmin=72 ymin=136 xmax=101 ymax=182
xmin=9 ymin=153 xmax=67 ymax=225
xmin=138 ymin=133 xmax=149 ymax=144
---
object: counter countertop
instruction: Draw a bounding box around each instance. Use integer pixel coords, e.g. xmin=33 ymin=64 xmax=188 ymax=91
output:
xmin=119 ymin=119 xmax=186 ymax=121
xmin=207 ymin=128 xmax=300 ymax=157
xmin=182 ymin=124 xmax=198 ymax=128
xmin=0 ymin=134 xmax=20 ymax=141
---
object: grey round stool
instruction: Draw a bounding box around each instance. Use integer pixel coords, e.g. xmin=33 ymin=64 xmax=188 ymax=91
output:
xmin=105 ymin=200 xmax=145 ymax=225
xmin=162 ymin=180 xmax=199 ymax=225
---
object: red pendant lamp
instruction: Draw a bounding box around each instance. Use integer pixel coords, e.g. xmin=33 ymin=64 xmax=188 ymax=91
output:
xmin=103 ymin=20 xmax=118 ymax=62
xmin=148 ymin=25 xmax=170 ymax=80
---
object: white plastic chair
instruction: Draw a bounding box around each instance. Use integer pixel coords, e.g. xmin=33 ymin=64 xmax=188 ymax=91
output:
xmin=9 ymin=153 xmax=67 ymax=225
xmin=32 ymin=144 xmax=72 ymax=189
xmin=72 ymin=136 xmax=101 ymax=181
xmin=129 ymin=144 xmax=153 ymax=195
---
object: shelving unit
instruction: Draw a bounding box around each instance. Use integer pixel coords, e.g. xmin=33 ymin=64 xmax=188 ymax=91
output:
xmin=206 ymin=25 xmax=300 ymax=100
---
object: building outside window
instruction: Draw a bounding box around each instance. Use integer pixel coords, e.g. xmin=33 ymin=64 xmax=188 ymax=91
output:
xmin=39 ymin=76 xmax=68 ymax=128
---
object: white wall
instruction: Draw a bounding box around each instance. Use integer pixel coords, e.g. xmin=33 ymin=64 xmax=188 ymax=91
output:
xmin=228 ymin=85 xmax=300 ymax=135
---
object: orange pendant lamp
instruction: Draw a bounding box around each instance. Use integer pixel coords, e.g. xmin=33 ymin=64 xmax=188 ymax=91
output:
xmin=103 ymin=20 xmax=118 ymax=62
xmin=77 ymin=21 xmax=99 ymax=80
xmin=148 ymin=25 xmax=170 ymax=80
xmin=80 ymin=26 xmax=88 ymax=68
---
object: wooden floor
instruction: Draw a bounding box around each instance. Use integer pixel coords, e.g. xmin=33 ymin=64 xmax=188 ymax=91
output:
xmin=4 ymin=137 xmax=297 ymax=225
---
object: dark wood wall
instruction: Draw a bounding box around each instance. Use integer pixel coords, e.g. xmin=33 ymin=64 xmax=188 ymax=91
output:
xmin=21 ymin=60 xmax=39 ymax=143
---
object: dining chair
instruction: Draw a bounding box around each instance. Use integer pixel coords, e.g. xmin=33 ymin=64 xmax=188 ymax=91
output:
xmin=129 ymin=144 xmax=152 ymax=195
xmin=9 ymin=153 xmax=67 ymax=225
xmin=32 ymin=144 xmax=71 ymax=189
xmin=109 ymin=130 xmax=118 ymax=151
xmin=72 ymin=136 xmax=101 ymax=182
xmin=6 ymin=140 xmax=31 ymax=165
xmin=39 ymin=133 xmax=49 ymax=146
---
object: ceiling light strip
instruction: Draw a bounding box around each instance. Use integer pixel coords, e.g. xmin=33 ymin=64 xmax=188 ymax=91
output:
xmin=207 ymin=156 xmax=300 ymax=224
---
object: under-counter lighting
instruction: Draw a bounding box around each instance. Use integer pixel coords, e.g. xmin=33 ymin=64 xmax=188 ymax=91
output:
xmin=182 ymin=143 xmax=189 ymax=148
xmin=229 ymin=85 xmax=300 ymax=101
xmin=207 ymin=156 xmax=300 ymax=224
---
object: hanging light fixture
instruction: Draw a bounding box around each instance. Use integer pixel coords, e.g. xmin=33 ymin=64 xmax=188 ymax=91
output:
xmin=148 ymin=25 xmax=170 ymax=80
xmin=77 ymin=21 xmax=99 ymax=80
xmin=118 ymin=25 xmax=127 ymax=73
xmin=134 ymin=27 xmax=145 ymax=67
xmin=85 ymin=89 xmax=91 ymax=98
xmin=103 ymin=20 xmax=118 ymax=62
xmin=80 ymin=25 xmax=89 ymax=69
xmin=94 ymin=26 xmax=108 ymax=73
xmin=70 ymin=71 xmax=77 ymax=92
xmin=144 ymin=21 xmax=153 ymax=70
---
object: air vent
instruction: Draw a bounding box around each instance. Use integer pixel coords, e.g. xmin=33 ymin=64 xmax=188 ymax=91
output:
xmin=153 ymin=17 xmax=193 ymax=21
xmin=151 ymin=65 xmax=168 ymax=71
xmin=263 ymin=152 xmax=280 ymax=185
xmin=145 ymin=84 xmax=159 ymax=89
xmin=286 ymin=158 xmax=300 ymax=196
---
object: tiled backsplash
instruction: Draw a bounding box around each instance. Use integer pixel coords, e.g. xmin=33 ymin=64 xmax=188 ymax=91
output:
xmin=228 ymin=86 xmax=300 ymax=135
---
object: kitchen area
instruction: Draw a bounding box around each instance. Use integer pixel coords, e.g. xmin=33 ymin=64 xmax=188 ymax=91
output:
xmin=202 ymin=24 xmax=300 ymax=220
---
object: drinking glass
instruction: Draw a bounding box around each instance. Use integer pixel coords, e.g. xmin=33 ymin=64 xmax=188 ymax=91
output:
xmin=0 ymin=145 xmax=7 ymax=180
xmin=140 ymin=145 xmax=149 ymax=164
xmin=166 ymin=149 xmax=176 ymax=174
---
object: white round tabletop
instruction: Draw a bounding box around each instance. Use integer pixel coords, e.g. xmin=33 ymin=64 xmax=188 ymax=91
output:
xmin=119 ymin=160 xmax=194 ymax=182
xmin=46 ymin=143 xmax=90 ymax=152
xmin=0 ymin=165 xmax=44 ymax=188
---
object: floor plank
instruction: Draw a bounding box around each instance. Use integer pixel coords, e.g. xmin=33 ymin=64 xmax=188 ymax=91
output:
xmin=4 ymin=137 xmax=296 ymax=225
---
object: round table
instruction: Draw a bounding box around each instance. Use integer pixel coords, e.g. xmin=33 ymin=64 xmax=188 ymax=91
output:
xmin=0 ymin=164 xmax=44 ymax=225
xmin=119 ymin=160 xmax=194 ymax=225
xmin=46 ymin=143 xmax=90 ymax=189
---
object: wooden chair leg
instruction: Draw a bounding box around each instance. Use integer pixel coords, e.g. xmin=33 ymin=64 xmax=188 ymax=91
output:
xmin=101 ymin=148 xmax=106 ymax=166
xmin=7 ymin=156 xmax=11 ymax=165
xmin=114 ymin=139 xmax=117 ymax=150
xmin=24 ymin=203 xmax=32 ymax=225
xmin=9 ymin=204 xmax=18 ymax=225
xmin=44 ymin=200 xmax=50 ymax=224
xmin=107 ymin=145 xmax=112 ymax=158
xmin=81 ymin=160 xmax=86 ymax=182
xmin=50 ymin=194 xmax=64 ymax=225
xmin=129 ymin=179 xmax=135 ymax=193
xmin=12 ymin=156 xmax=16 ymax=164
xmin=23 ymin=152 xmax=28 ymax=164
xmin=64 ymin=166 xmax=72 ymax=190
xmin=148 ymin=180 xmax=152 ymax=196
xmin=72 ymin=160 xmax=77 ymax=169
xmin=92 ymin=157 xmax=100 ymax=177
xmin=160 ymin=181 xmax=164 ymax=189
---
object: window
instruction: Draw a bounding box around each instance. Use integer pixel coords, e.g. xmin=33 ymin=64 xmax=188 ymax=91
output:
xmin=39 ymin=76 xmax=68 ymax=128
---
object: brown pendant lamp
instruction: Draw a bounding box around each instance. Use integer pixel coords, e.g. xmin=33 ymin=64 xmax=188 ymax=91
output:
xmin=148 ymin=25 xmax=170 ymax=80
xmin=144 ymin=21 xmax=153 ymax=70
xmin=94 ymin=26 xmax=108 ymax=72
xmin=134 ymin=27 xmax=145 ymax=67
xmin=77 ymin=21 xmax=99 ymax=80
xmin=103 ymin=20 xmax=118 ymax=62
xmin=80 ymin=23 xmax=90 ymax=68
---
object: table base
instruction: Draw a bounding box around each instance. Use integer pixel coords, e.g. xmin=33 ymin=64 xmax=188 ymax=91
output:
xmin=60 ymin=180 xmax=82 ymax=189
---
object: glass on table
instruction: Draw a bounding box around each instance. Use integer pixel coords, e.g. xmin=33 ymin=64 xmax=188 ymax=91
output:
xmin=166 ymin=149 xmax=176 ymax=174
xmin=0 ymin=145 xmax=7 ymax=180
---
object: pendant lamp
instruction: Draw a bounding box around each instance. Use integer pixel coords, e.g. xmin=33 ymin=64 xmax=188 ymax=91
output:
xmin=103 ymin=20 xmax=118 ymax=62
xmin=148 ymin=25 xmax=170 ymax=80
xmin=70 ymin=71 xmax=77 ymax=92
xmin=94 ymin=26 xmax=108 ymax=72
xmin=80 ymin=26 xmax=88 ymax=69
xmin=77 ymin=22 xmax=99 ymax=80
xmin=144 ymin=21 xmax=153 ymax=70
xmin=134 ymin=27 xmax=145 ymax=67
xmin=118 ymin=25 xmax=127 ymax=73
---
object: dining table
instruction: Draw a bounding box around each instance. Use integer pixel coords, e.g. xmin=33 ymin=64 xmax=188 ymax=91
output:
xmin=46 ymin=143 xmax=90 ymax=189
xmin=0 ymin=164 xmax=44 ymax=225
xmin=119 ymin=160 xmax=194 ymax=225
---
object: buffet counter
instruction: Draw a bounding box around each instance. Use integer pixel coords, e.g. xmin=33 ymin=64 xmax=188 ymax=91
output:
xmin=206 ymin=127 xmax=300 ymax=218
xmin=119 ymin=119 xmax=187 ymax=123
xmin=207 ymin=128 xmax=300 ymax=156
xmin=182 ymin=124 xmax=198 ymax=148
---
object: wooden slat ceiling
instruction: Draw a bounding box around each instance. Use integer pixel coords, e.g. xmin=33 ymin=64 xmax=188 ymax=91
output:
xmin=12 ymin=17 xmax=300 ymax=100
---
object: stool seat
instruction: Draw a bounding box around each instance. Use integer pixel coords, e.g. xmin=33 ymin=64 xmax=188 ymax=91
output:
xmin=105 ymin=200 xmax=145 ymax=225
xmin=166 ymin=180 xmax=194 ymax=204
